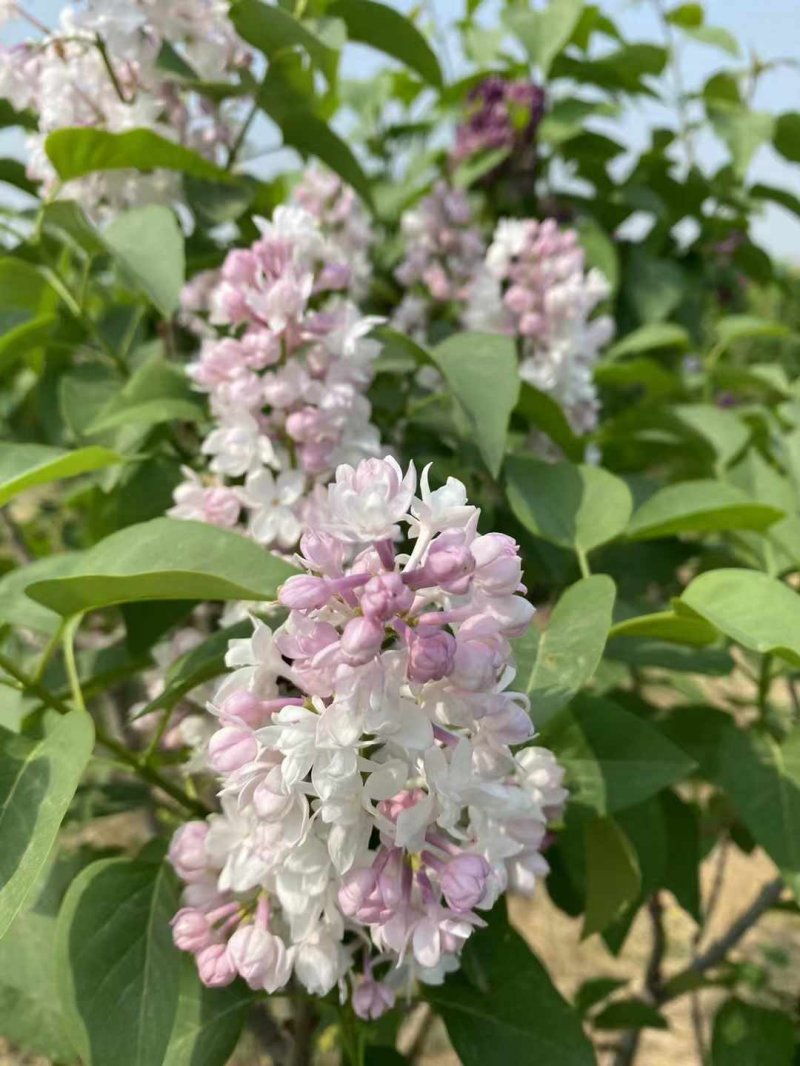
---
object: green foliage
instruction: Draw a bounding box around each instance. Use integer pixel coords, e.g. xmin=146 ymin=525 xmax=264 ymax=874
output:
xmin=56 ymin=857 xmax=182 ymax=1066
xmin=425 ymin=905 xmax=595 ymax=1065
xmin=2 ymin=1 xmax=800 ymax=1063
xmin=0 ymin=710 xmax=94 ymax=938
xmin=26 ymin=518 xmax=297 ymax=616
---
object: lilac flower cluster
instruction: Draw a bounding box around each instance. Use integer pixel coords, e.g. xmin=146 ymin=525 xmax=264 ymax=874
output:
xmin=291 ymin=166 xmax=374 ymax=300
xmin=465 ymin=218 xmax=614 ymax=435
xmin=392 ymin=182 xmax=485 ymax=340
xmin=170 ymin=206 xmax=383 ymax=551
xmin=168 ymin=457 xmax=566 ymax=1008
xmin=452 ymin=76 xmax=545 ymax=169
xmin=0 ymin=0 xmax=250 ymax=215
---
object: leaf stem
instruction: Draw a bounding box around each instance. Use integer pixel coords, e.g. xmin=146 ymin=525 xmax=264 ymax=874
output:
xmin=576 ymin=548 xmax=591 ymax=579
xmin=62 ymin=613 xmax=87 ymax=713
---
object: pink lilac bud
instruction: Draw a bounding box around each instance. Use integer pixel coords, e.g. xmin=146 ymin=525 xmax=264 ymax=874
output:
xmin=340 ymin=616 xmax=385 ymax=665
xmin=471 ymin=533 xmax=523 ymax=596
xmin=203 ymin=487 xmax=241 ymax=528
xmin=208 ymin=726 xmax=258 ymax=773
xmin=406 ymin=626 xmax=456 ymax=683
xmin=360 ymin=572 xmax=414 ymax=621
xmin=171 ymin=908 xmax=214 ymax=953
xmin=168 ymin=821 xmax=209 ymax=883
xmin=227 ymin=923 xmax=292 ymax=993
xmin=196 ymin=943 xmax=237 ymax=987
xmin=220 ymin=690 xmax=271 ymax=728
xmin=411 ymin=532 xmax=475 ymax=594
xmin=440 ymin=854 xmax=491 ymax=912
xmin=353 ymin=977 xmax=396 ymax=1020
xmin=279 ymin=574 xmax=332 ymax=610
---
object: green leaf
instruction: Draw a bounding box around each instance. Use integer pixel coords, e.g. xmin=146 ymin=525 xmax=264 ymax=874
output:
xmin=87 ymin=353 xmax=205 ymax=433
xmin=0 ymin=99 xmax=37 ymax=131
xmin=711 ymin=998 xmax=794 ymax=1065
xmin=606 ymin=323 xmax=690 ymax=360
xmin=624 ymin=250 xmax=686 ymax=324
xmin=27 ymin=517 xmax=297 ymax=617
xmin=707 ymin=724 xmax=800 ymax=899
xmin=425 ymin=905 xmax=595 ymax=1066
xmin=582 ymin=816 xmax=641 ymax=937
xmin=164 ymin=957 xmax=252 ymax=1066
xmin=626 ymin=480 xmax=784 ymax=540
xmin=56 ymin=857 xmax=181 ymax=1066
xmin=518 ymin=576 xmax=616 ymax=727
xmin=681 ymin=24 xmax=739 ymax=56
xmin=505 ymin=456 xmax=633 ymax=555
xmin=0 ymin=256 xmax=54 ymax=310
xmin=0 ymin=709 xmax=94 ymax=939
xmin=230 ymin=0 xmax=339 ymax=83
xmin=256 ymin=61 xmax=371 ymax=204
xmin=505 ymin=0 xmax=585 ymax=77
xmin=0 ymin=157 xmax=37 ymax=196
xmin=45 ymin=128 xmax=239 ymax=185
xmin=713 ymin=314 xmax=790 ymax=348
xmin=574 ymin=976 xmax=626 ymax=1016
xmin=575 ymin=216 xmax=619 ymax=295
xmin=680 ymin=569 xmax=800 ymax=666
xmin=0 ymin=555 xmax=79 ymax=635
xmin=774 ymin=112 xmax=800 ymax=163
xmin=660 ymin=791 xmax=701 ymax=920
xmin=750 ymin=181 xmax=800 ymax=221
xmin=666 ymin=3 xmax=703 ymax=27
xmin=708 ymin=105 xmax=774 ymax=176
xmin=103 ymin=206 xmax=185 ymax=317
xmin=593 ymin=999 xmax=667 ymax=1031
xmin=0 ymin=851 xmax=95 ymax=1062
xmin=542 ymin=694 xmax=695 ymax=817
xmin=608 ymin=610 xmax=718 ymax=646
xmin=328 ymin=0 xmax=442 ymax=86
xmin=669 ymin=405 xmax=750 ymax=469
xmin=515 ymin=383 xmax=584 ymax=462
xmin=451 ymin=147 xmax=510 ymax=189
xmin=432 ymin=332 xmax=519 ymax=477
xmin=0 ymin=443 xmax=120 ymax=507
xmin=0 ymin=314 xmax=57 ymax=373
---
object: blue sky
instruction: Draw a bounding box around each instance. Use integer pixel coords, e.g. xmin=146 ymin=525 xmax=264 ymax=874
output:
xmin=2 ymin=0 xmax=799 ymax=260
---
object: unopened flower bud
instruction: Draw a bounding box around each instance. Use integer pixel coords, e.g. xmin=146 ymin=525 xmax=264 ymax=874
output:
xmin=353 ymin=976 xmax=396 ymax=1020
xmin=279 ymin=574 xmax=332 ymax=610
xmin=171 ymin=908 xmax=213 ymax=953
xmin=168 ymin=821 xmax=209 ymax=883
xmin=208 ymin=726 xmax=258 ymax=773
xmin=360 ymin=572 xmax=414 ymax=621
xmin=406 ymin=626 xmax=456 ymax=682
xmin=441 ymin=853 xmax=491 ymax=912
xmin=340 ymin=616 xmax=385 ymax=665
xmin=196 ymin=943 xmax=237 ymax=987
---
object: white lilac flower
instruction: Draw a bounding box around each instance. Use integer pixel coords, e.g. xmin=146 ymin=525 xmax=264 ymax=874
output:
xmin=0 ymin=0 xmax=250 ymax=216
xmin=464 ymin=217 xmax=615 ymax=437
xmin=167 ymin=456 xmax=566 ymax=1011
xmin=170 ymin=205 xmax=384 ymax=554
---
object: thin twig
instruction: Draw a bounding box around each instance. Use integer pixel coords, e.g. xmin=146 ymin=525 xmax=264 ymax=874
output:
xmin=613 ymin=894 xmax=666 ymax=1066
xmin=0 ymin=649 xmax=209 ymax=815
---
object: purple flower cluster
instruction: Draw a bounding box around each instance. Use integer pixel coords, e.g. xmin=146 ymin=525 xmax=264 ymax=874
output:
xmin=452 ymin=76 xmax=545 ymax=168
